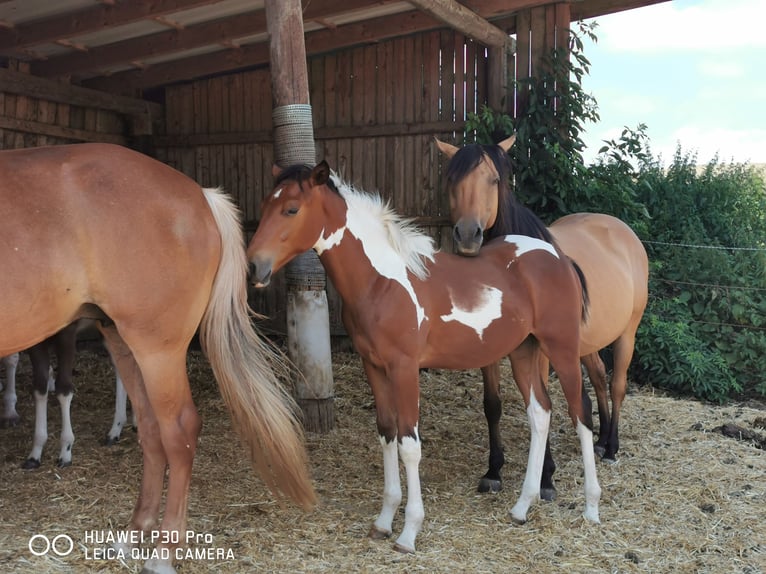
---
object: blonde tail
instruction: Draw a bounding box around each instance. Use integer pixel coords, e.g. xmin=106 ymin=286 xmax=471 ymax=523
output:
xmin=199 ymin=187 xmax=316 ymax=510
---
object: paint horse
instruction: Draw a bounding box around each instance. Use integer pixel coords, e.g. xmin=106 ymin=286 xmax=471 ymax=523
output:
xmin=4 ymin=322 xmax=131 ymax=468
xmin=0 ymin=143 xmax=315 ymax=574
xmin=436 ymin=136 xmax=649 ymax=490
xmin=248 ymin=161 xmax=601 ymax=553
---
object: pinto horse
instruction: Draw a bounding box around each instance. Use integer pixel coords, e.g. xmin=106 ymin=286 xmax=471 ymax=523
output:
xmin=436 ymin=136 xmax=649 ymax=485
xmin=0 ymin=143 xmax=315 ymax=574
xmin=248 ymin=161 xmax=601 ymax=553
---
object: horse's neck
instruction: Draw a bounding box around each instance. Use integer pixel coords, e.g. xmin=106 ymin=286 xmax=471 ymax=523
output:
xmin=316 ymin=194 xmax=399 ymax=306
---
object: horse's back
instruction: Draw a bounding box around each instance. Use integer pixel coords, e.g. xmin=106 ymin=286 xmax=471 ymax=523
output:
xmin=0 ymin=144 xmax=221 ymax=355
xmin=549 ymin=213 xmax=648 ymax=352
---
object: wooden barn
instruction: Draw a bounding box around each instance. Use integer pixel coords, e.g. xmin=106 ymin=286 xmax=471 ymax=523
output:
xmin=0 ymin=0 xmax=667 ymax=333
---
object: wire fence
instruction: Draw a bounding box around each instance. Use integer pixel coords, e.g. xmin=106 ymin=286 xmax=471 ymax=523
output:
xmin=642 ymin=238 xmax=766 ymax=332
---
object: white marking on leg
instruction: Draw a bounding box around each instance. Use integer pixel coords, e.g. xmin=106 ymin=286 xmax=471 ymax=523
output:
xmin=2 ymin=353 xmax=20 ymax=422
xmin=373 ymin=436 xmax=401 ymax=536
xmin=46 ymin=366 xmax=55 ymax=393
xmin=439 ymin=286 xmax=503 ymax=339
xmin=510 ymin=389 xmax=550 ymax=523
xmin=28 ymin=390 xmax=49 ymax=463
xmin=503 ymin=235 xmax=559 ymax=259
xmin=57 ymin=392 xmax=74 ymax=466
xmin=395 ymin=431 xmax=424 ymax=553
xmin=577 ymin=421 xmax=602 ymax=523
xmin=108 ymin=372 xmax=128 ymax=442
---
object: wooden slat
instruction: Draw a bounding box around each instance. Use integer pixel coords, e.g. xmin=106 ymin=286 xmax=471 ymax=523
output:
xmin=0 ymin=115 xmax=126 ymax=144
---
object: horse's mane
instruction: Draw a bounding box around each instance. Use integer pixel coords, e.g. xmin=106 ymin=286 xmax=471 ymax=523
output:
xmin=445 ymin=144 xmax=554 ymax=244
xmin=277 ymin=164 xmax=436 ymax=281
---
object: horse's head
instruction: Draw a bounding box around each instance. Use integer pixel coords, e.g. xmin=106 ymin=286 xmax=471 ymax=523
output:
xmin=247 ymin=161 xmax=333 ymax=287
xmin=436 ymin=135 xmax=516 ymax=256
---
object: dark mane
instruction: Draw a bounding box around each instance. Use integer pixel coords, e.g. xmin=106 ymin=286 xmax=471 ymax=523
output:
xmin=275 ymin=163 xmax=339 ymax=193
xmin=446 ymin=143 xmax=554 ymax=244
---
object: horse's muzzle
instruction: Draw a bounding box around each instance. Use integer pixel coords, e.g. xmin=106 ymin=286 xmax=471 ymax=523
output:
xmin=249 ymin=258 xmax=273 ymax=288
xmin=452 ymin=221 xmax=483 ymax=257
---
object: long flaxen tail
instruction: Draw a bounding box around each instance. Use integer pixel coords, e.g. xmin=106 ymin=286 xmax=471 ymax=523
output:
xmin=198 ymin=187 xmax=316 ymax=510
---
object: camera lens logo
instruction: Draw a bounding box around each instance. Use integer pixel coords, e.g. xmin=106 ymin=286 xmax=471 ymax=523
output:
xmin=29 ymin=534 xmax=74 ymax=557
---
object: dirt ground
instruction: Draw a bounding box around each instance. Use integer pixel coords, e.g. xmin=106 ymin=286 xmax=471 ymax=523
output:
xmin=0 ymin=348 xmax=764 ymax=573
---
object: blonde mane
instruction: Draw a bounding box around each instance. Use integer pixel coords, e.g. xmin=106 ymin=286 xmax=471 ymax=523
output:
xmin=330 ymin=173 xmax=436 ymax=280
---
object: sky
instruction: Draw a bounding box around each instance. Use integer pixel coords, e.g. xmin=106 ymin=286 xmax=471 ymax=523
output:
xmin=578 ymin=0 xmax=766 ymax=166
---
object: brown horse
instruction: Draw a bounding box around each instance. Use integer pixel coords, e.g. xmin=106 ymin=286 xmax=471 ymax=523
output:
xmin=0 ymin=143 xmax=315 ymax=574
xmin=248 ymin=161 xmax=601 ymax=553
xmin=436 ymin=136 xmax=649 ymax=489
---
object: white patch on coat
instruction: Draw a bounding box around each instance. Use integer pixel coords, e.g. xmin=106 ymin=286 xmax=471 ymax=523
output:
xmin=439 ymin=285 xmax=503 ymax=339
xmin=272 ymin=187 xmax=283 ymax=199
xmin=314 ymin=225 xmax=346 ymax=255
xmin=323 ymin=173 xmax=435 ymax=328
xmin=503 ymin=234 xmax=559 ymax=259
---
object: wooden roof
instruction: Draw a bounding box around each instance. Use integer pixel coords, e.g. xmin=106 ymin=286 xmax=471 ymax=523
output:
xmin=0 ymin=0 xmax=669 ymax=94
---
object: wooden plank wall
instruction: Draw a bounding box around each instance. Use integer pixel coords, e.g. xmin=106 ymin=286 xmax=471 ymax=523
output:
xmin=156 ymin=30 xmax=490 ymax=334
xmin=0 ymin=62 xmax=127 ymax=148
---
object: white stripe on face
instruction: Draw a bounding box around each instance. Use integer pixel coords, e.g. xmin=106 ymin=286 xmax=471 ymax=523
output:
xmin=273 ymin=187 xmax=283 ymax=199
xmin=503 ymin=234 xmax=559 ymax=258
xmin=439 ymin=285 xmax=503 ymax=339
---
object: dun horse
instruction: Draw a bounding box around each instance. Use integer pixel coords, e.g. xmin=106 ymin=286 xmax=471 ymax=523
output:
xmin=248 ymin=161 xmax=601 ymax=553
xmin=0 ymin=144 xmax=315 ymax=574
xmin=436 ymin=136 xmax=649 ymax=493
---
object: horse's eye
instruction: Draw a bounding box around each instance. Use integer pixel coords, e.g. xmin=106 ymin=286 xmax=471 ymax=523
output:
xmin=284 ymin=206 xmax=299 ymax=216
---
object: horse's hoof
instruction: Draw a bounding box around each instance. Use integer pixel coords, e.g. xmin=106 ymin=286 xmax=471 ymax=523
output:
xmin=104 ymin=436 xmax=119 ymax=447
xmin=57 ymin=458 xmax=72 ymax=468
xmin=393 ymin=542 xmax=415 ymax=554
xmin=0 ymin=416 xmax=20 ymax=428
xmin=540 ymin=487 xmax=557 ymax=502
xmin=594 ymin=445 xmax=606 ymax=458
xmin=477 ymin=477 xmax=503 ymax=493
xmin=601 ymin=456 xmax=618 ymax=465
xmin=368 ymin=525 xmax=391 ymax=540
xmin=22 ymin=458 xmax=41 ymax=470
xmin=509 ymin=513 xmax=527 ymax=526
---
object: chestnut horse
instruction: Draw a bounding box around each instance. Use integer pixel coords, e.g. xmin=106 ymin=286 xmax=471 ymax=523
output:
xmin=0 ymin=143 xmax=315 ymax=574
xmin=248 ymin=161 xmax=601 ymax=553
xmin=436 ymin=137 xmax=649 ymax=489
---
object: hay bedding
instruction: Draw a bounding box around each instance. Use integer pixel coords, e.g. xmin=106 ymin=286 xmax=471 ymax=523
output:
xmin=0 ymin=349 xmax=763 ymax=574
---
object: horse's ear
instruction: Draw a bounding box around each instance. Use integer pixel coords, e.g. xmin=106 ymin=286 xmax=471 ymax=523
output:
xmin=434 ymin=137 xmax=459 ymax=159
xmin=311 ymin=161 xmax=331 ymax=186
xmin=498 ymin=134 xmax=517 ymax=152
xmin=272 ymin=164 xmax=283 ymax=178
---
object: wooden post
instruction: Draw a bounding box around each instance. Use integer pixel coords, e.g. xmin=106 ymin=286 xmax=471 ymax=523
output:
xmin=264 ymin=0 xmax=335 ymax=433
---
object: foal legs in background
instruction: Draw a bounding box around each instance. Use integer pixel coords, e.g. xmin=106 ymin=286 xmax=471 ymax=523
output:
xmin=24 ymin=323 xmax=78 ymax=469
xmin=1 ymin=353 xmax=20 ymax=426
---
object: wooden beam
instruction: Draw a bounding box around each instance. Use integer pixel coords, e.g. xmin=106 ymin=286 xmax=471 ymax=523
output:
xmin=0 ymin=0 xmax=222 ymax=52
xmin=0 ymin=115 xmax=127 ymax=144
xmin=32 ymin=0 xmax=404 ymax=79
xmin=0 ymin=67 xmax=162 ymax=119
xmin=570 ymin=0 xmax=670 ymax=21
xmin=83 ymin=10 xmax=443 ymax=92
xmin=407 ymin=0 xmax=509 ymax=47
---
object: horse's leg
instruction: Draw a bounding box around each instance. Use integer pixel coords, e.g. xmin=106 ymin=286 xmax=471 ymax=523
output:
xmin=603 ymin=331 xmax=637 ymax=462
xmin=99 ymin=325 xmax=167 ymax=539
xmin=550 ymin=348 xmax=601 ymax=524
xmin=529 ymin=351 xmax=558 ymax=501
xmin=106 ymin=354 xmax=129 ymax=446
xmin=389 ymin=360 xmax=423 ymax=554
xmin=23 ymin=342 xmax=52 ymax=469
xmin=52 ymin=324 xmax=78 ymax=468
xmin=1 ymin=353 xmax=20 ymax=426
xmin=508 ymin=340 xmax=551 ymax=523
xmin=136 ymin=351 xmax=201 ymax=573
xmin=478 ymin=362 xmax=504 ymax=493
xmin=364 ymin=361 xmax=402 ymax=541
xmin=582 ymin=352 xmax=610 ymax=458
